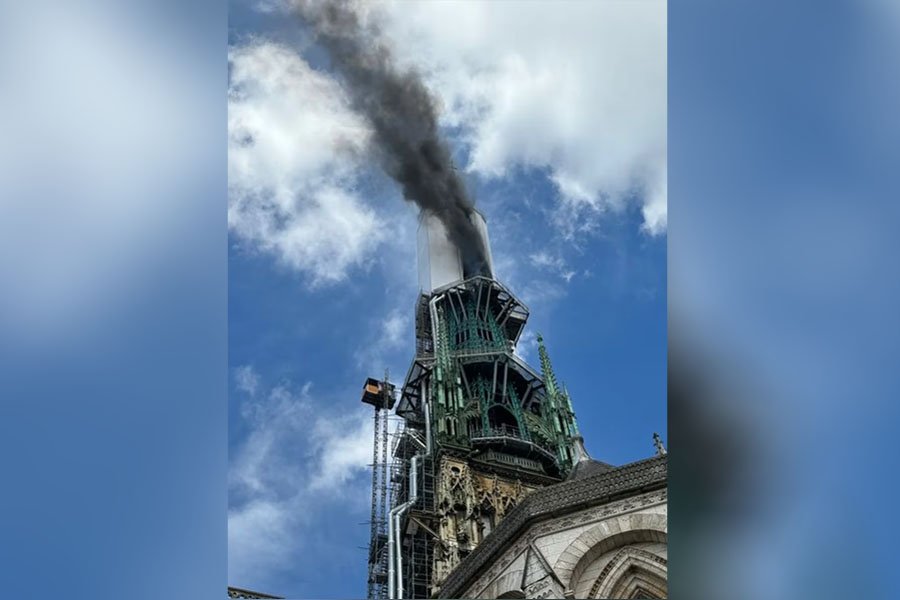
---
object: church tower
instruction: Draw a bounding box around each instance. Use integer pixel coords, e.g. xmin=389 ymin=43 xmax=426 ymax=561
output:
xmin=365 ymin=210 xmax=585 ymax=599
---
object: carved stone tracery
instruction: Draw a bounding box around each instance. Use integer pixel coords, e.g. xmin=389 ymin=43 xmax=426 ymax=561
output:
xmin=587 ymin=547 xmax=667 ymax=599
xmin=433 ymin=457 xmax=535 ymax=592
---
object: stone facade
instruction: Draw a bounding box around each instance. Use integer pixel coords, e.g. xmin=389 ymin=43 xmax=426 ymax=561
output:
xmin=432 ymin=456 xmax=543 ymax=587
xmin=437 ymin=456 xmax=667 ymax=599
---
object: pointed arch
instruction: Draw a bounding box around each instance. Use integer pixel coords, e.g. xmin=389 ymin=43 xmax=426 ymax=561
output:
xmin=553 ymin=512 xmax=667 ymax=591
xmin=589 ymin=547 xmax=667 ymax=598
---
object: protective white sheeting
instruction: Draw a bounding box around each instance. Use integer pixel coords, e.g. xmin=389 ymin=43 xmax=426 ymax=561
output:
xmin=417 ymin=212 xmax=462 ymax=291
xmin=469 ymin=209 xmax=495 ymax=278
xmin=417 ymin=210 xmax=493 ymax=292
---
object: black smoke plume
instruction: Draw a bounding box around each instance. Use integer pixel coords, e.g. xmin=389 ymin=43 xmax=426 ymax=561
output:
xmin=297 ymin=0 xmax=491 ymax=277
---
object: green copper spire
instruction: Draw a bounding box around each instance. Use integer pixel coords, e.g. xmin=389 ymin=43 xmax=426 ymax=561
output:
xmin=537 ymin=333 xmax=582 ymax=471
xmin=536 ymin=333 xmax=559 ymax=398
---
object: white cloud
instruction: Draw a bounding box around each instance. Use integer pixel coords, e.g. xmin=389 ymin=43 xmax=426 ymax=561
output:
xmin=308 ymin=410 xmax=373 ymax=492
xmin=234 ymin=365 xmax=260 ymax=396
xmin=641 ymin=160 xmax=668 ymax=235
xmin=228 ymin=498 xmax=300 ymax=586
xmin=230 ymin=382 xmax=312 ymax=497
xmin=381 ymin=309 xmax=410 ymax=348
xmin=514 ymin=329 xmax=539 ymax=362
xmin=228 ymin=40 xmax=386 ymax=285
xmin=229 ymin=373 xmax=375 ymax=588
xmin=529 ymin=251 xmax=565 ymax=271
xmin=379 ymin=1 xmax=667 ymax=236
xmin=528 ymin=251 xmax=578 ymax=286
xmin=353 ymin=302 xmax=416 ymax=375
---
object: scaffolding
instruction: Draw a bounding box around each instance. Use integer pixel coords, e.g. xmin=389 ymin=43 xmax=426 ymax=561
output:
xmin=392 ymin=423 xmax=436 ymax=599
xmin=363 ymin=374 xmax=395 ymax=600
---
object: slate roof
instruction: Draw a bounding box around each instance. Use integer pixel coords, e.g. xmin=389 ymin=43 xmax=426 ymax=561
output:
xmin=566 ymin=457 xmax=615 ymax=480
xmin=565 ymin=435 xmax=615 ymax=481
xmin=437 ymin=454 xmax=668 ymax=599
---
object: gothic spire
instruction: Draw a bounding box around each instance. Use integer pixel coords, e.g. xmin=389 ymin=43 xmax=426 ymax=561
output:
xmin=536 ymin=333 xmax=559 ymax=398
xmin=537 ymin=334 xmax=581 ymax=461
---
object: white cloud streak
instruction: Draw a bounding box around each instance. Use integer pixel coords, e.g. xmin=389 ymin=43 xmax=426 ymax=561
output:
xmin=514 ymin=329 xmax=539 ymax=362
xmin=234 ymin=364 xmax=260 ymax=397
xmin=308 ymin=411 xmax=373 ymax=492
xmin=353 ymin=302 xmax=416 ymax=376
xmin=229 ymin=373 xmax=373 ymax=588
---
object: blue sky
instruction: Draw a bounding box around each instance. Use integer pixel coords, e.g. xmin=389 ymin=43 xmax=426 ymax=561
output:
xmin=227 ymin=1 xmax=666 ymax=597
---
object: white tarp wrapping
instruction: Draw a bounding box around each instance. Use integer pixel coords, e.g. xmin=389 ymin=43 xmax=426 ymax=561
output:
xmin=417 ymin=210 xmax=493 ymax=292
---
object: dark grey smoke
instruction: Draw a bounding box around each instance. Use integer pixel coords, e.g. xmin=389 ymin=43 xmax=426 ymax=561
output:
xmin=297 ymin=0 xmax=491 ymax=277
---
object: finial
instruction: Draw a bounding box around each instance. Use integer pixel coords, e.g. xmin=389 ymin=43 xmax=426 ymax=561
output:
xmin=653 ymin=432 xmax=667 ymax=456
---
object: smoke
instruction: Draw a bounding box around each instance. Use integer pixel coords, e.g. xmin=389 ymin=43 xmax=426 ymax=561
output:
xmin=296 ymin=0 xmax=491 ymax=277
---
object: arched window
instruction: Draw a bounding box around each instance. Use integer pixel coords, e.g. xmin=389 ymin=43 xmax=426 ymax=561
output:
xmin=567 ymin=530 xmax=668 ymax=599
xmin=589 ymin=547 xmax=667 ymax=598
xmin=496 ymin=591 xmax=525 ymax=599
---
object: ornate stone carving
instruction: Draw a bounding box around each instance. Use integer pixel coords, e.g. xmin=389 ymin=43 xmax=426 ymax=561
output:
xmin=433 ymin=456 xmax=538 ymax=592
xmin=587 ymin=547 xmax=667 ymax=599
xmin=524 ymin=577 xmax=565 ymax=600
xmin=531 ymin=489 xmax=667 ymax=537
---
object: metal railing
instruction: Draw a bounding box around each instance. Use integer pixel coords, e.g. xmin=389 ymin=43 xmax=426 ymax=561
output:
xmin=470 ymin=425 xmax=559 ymax=462
xmin=470 ymin=424 xmax=522 ymax=439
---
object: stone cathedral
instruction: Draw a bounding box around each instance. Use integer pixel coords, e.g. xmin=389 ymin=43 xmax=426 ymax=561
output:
xmin=360 ymin=211 xmax=668 ymax=600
